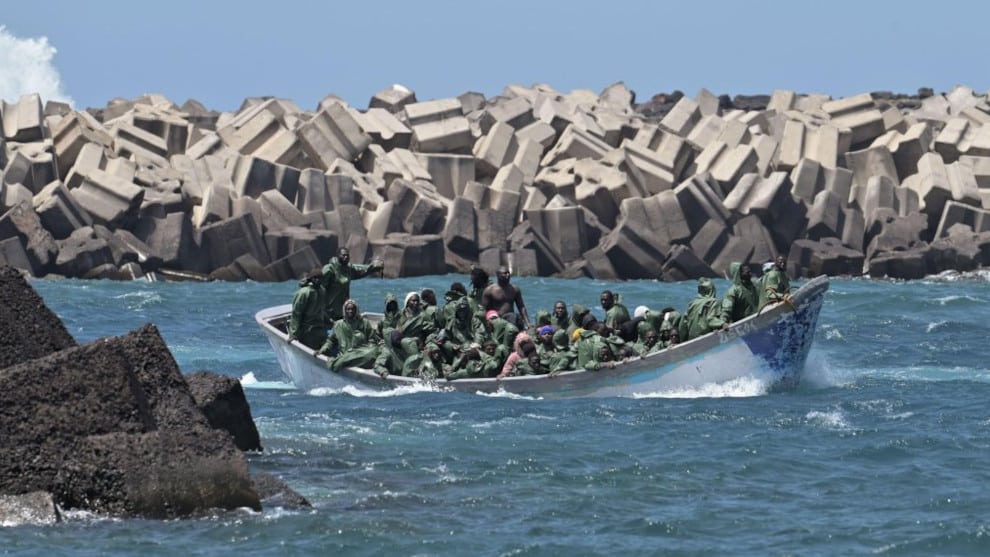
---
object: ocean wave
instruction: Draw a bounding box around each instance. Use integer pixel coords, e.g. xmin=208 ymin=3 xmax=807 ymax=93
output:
xmin=631 ymin=375 xmax=771 ymax=399
xmin=805 ymin=409 xmax=852 ymax=430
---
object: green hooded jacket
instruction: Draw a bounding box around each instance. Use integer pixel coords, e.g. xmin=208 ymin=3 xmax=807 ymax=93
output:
xmin=288 ymin=277 xmax=327 ymax=350
xmin=721 ymin=262 xmax=760 ymax=324
xmin=321 ymin=256 xmax=383 ymax=324
xmin=682 ymin=278 xmax=725 ymax=341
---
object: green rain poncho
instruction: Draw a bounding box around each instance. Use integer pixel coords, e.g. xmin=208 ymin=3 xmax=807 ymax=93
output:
xmin=681 ymin=278 xmax=726 ymax=341
xmin=760 ymin=264 xmax=792 ymax=309
xmin=321 ymin=255 xmax=383 ymax=324
xmin=287 ymin=276 xmax=327 ymax=350
xmin=324 ymin=300 xmax=380 ymax=371
xmin=721 ymin=262 xmax=760 ymax=324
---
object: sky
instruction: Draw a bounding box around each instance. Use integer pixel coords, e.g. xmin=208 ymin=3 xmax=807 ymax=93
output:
xmin=1 ymin=0 xmax=988 ymax=113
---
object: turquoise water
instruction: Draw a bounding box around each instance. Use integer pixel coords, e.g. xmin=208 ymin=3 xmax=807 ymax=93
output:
xmin=5 ymin=272 xmax=990 ymax=556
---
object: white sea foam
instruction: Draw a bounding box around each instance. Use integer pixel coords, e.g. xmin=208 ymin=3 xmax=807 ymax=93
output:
xmin=308 ymin=382 xmax=436 ymax=397
xmin=632 ymin=375 xmax=771 ymax=399
xmin=805 ymin=409 xmax=851 ymax=430
xmin=0 ymin=26 xmax=73 ymax=105
xmin=926 ymin=320 xmax=948 ymax=333
xmin=239 ymin=372 xmax=295 ymax=390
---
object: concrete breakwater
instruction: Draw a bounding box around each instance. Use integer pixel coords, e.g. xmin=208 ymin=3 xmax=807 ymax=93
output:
xmin=2 ymin=83 xmax=990 ymax=282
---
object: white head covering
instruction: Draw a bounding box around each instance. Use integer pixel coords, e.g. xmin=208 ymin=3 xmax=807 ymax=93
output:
xmin=404 ymin=291 xmax=418 ymax=307
xmin=634 ymin=305 xmax=649 ymax=319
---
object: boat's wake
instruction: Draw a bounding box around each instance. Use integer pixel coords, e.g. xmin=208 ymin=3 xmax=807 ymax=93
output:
xmin=632 ymin=375 xmax=773 ymax=399
xmin=239 ymin=372 xmax=296 ymax=390
xmin=307 ymin=382 xmax=439 ymax=397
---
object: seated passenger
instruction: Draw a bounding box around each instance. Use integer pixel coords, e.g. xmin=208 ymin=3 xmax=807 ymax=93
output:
xmin=323 ymin=299 xmax=380 ymax=371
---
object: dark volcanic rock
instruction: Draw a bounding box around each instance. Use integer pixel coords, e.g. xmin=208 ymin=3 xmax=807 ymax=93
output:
xmin=0 ymin=321 xmax=260 ymax=517
xmin=187 ymin=371 xmax=262 ymax=452
xmin=251 ymin=472 xmax=312 ymax=510
xmin=0 ymin=265 xmax=77 ymax=368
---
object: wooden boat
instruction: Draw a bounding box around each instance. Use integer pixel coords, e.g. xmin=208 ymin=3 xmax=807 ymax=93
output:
xmin=255 ymin=275 xmax=829 ymax=398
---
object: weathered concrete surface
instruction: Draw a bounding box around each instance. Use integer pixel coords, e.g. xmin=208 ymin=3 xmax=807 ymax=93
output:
xmin=6 ymin=84 xmax=990 ymax=281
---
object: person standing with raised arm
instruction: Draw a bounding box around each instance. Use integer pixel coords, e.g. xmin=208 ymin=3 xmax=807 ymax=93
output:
xmin=321 ymin=247 xmax=383 ymax=326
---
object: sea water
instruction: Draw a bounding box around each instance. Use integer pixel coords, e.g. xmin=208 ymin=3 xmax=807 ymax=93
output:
xmin=4 ymin=272 xmax=990 ymax=556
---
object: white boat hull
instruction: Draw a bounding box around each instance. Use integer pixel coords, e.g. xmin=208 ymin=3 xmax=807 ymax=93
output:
xmin=256 ymin=275 xmax=829 ymax=398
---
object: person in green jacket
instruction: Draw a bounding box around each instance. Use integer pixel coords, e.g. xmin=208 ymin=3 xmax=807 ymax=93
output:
xmin=373 ymin=330 xmax=406 ymax=379
xmin=440 ymin=281 xmax=468 ymax=329
xmin=323 ymin=299 xmax=380 ymax=371
xmin=633 ymin=327 xmax=662 ymax=356
xmin=600 ymin=290 xmax=630 ymax=331
xmin=721 ymin=262 xmax=760 ymax=325
xmin=396 ymin=291 xmax=437 ymax=356
xmin=681 ymin=277 xmax=726 ymax=341
xmin=760 ymin=255 xmax=792 ymax=309
xmin=287 ymin=268 xmax=327 ymax=351
xmin=321 ymin=247 xmax=383 ymax=326
xmin=376 ymin=293 xmax=401 ymax=340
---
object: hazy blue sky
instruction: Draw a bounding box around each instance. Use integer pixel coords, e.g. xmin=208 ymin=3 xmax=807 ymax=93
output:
xmin=1 ymin=0 xmax=987 ymax=112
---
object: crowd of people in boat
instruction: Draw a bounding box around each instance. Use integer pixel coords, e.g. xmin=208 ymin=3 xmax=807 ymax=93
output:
xmin=286 ymin=248 xmax=792 ymax=381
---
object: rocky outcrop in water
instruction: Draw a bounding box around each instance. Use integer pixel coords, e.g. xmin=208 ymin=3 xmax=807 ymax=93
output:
xmin=3 ymin=84 xmax=990 ymax=281
xmin=0 ymin=265 xmax=307 ymax=522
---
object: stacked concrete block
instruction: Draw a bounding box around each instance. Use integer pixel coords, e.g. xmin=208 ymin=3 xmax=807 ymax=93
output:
xmin=597 ymin=217 xmax=667 ymax=279
xmin=0 ymin=235 xmax=33 ymax=273
xmin=659 ymin=97 xmax=701 ymax=137
xmin=711 ymin=144 xmax=758 ymax=193
xmin=516 ymin=120 xmax=557 ymax=151
xmin=934 ymin=200 xmax=990 ymax=238
xmin=864 ymin=209 xmax=928 ymax=261
xmin=417 ymin=152 xmax=475 ymax=199
xmin=54 ymin=226 xmax=115 ymax=277
xmin=689 ymin=219 xmax=730 ymax=265
xmin=660 ymin=244 xmax=717 ymax=281
xmin=258 ymin=190 xmax=307 ymax=232
xmin=291 ymin=168 xmax=326 ymax=213
xmin=352 ymin=107 xmax=411 ymax=150
xmin=369 ymin=84 xmax=417 ymax=113
xmin=404 ymin=98 xmax=472 ymax=154
xmin=3 ymin=146 xmax=58 ymax=195
xmin=822 ymin=93 xmax=886 ymax=147
xmin=904 ymin=153 xmax=982 ymax=230
xmin=198 ymin=212 xmax=269 ymax=271
xmin=933 ymin=118 xmax=974 ymax=163
xmin=479 ymin=95 xmax=534 ymax=133
xmin=326 ymin=159 xmax=384 ymax=212
xmin=804 ymin=189 xmax=845 ymax=241
xmin=130 ymin=104 xmax=189 ymax=157
xmin=32 ymin=181 xmax=92 ymax=239
xmin=1 ymin=183 xmax=32 ymax=212
xmin=72 ymin=169 xmax=144 ymax=229
xmin=618 ymin=139 xmax=676 ymax=196
xmin=192 ymin=184 xmax=233 ymax=228
xmin=371 ymin=233 xmax=446 ymax=277
xmin=872 ymin=122 xmax=933 ymax=180
xmin=226 ymin=154 xmax=273 ymax=199
xmin=51 ymin=111 xmax=113 ymax=179
xmin=541 ymin=124 xmax=612 ymax=167
xmin=442 ymin=197 xmax=478 ymax=258
xmin=264 ymin=244 xmax=324 ymax=282
xmin=674 ymin=174 xmax=730 ymax=235
xmin=788 ymin=237 xmax=865 ymax=278
xmin=111 ymin=121 xmax=171 ymax=168
xmin=263 ymin=226 xmax=337 ymax=263
xmin=0 ymin=201 xmax=58 ymax=274
xmin=385 ymin=179 xmax=448 ymax=236
xmin=2 ymin=94 xmax=45 ymax=143
xmin=489 ymin=164 xmax=526 ymax=216
xmin=507 ymin=222 xmax=564 ymax=276
xmin=473 ymin=121 xmax=517 ymax=178
xmin=132 ymin=212 xmax=198 ymax=270
xmin=687 ymin=114 xmax=727 ymax=151
xmin=296 ymin=101 xmax=372 ymax=168
xmin=844 ymin=145 xmax=900 ymax=208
